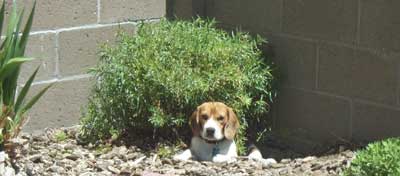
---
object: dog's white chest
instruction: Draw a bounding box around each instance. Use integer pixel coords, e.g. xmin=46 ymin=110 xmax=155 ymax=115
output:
xmin=190 ymin=136 xmax=237 ymax=161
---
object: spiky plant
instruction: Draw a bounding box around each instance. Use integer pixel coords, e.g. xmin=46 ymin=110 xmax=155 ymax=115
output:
xmin=0 ymin=0 xmax=51 ymax=154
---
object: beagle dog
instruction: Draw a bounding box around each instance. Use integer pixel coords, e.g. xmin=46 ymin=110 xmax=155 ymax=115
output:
xmin=173 ymin=102 xmax=265 ymax=162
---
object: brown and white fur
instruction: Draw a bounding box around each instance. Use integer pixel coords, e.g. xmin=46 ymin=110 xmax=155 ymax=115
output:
xmin=173 ymin=102 xmax=271 ymax=163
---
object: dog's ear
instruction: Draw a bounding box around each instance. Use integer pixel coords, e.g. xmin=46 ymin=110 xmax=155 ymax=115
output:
xmin=190 ymin=108 xmax=201 ymax=136
xmin=224 ymin=108 xmax=240 ymax=140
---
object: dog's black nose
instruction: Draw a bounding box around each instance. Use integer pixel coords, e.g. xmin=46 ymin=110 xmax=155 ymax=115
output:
xmin=206 ymin=128 xmax=215 ymax=136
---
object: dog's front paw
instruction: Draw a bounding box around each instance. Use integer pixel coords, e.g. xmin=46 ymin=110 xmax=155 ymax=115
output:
xmin=212 ymin=154 xmax=236 ymax=163
xmin=173 ymin=149 xmax=192 ymax=161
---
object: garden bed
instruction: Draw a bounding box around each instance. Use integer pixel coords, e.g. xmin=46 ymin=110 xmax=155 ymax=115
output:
xmin=1 ymin=126 xmax=355 ymax=176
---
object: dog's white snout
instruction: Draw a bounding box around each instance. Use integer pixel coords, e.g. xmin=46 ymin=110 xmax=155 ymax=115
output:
xmin=202 ymin=119 xmax=224 ymax=140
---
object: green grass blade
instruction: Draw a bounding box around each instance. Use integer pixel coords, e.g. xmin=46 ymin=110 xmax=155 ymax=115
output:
xmin=0 ymin=57 xmax=34 ymax=81
xmin=0 ymin=1 xmax=5 ymax=39
xmin=18 ymin=1 xmax=35 ymax=56
xmin=14 ymin=66 xmax=39 ymax=113
xmin=19 ymin=83 xmax=52 ymax=114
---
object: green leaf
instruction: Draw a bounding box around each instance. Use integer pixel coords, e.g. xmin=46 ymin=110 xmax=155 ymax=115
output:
xmin=0 ymin=57 xmax=34 ymax=81
xmin=5 ymin=0 xmax=18 ymax=38
xmin=17 ymin=1 xmax=36 ymax=56
xmin=0 ymin=1 xmax=5 ymax=40
xmin=14 ymin=66 xmax=39 ymax=113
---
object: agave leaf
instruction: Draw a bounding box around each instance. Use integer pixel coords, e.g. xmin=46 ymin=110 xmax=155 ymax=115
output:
xmin=0 ymin=36 xmax=8 ymax=52
xmin=14 ymin=66 xmax=39 ymax=113
xmin=0 ymin=57 xmax=34 ymax=81
xmin=17 ymin=83 xmax=52 ymax=116
xmin=0 ymin=48 xmax=6 ymax=65
xmin=0 ymin=1 xmax=5 ymax=37
xmin=17 ymin=1 xmax=36 ymax=56
xmin=5 ymin=8 xmax=24 ymax=62
xmin=13 ymin=83 xmax=52 ymax=125
xmin=5 ymin=1 xmax=17 ymax=38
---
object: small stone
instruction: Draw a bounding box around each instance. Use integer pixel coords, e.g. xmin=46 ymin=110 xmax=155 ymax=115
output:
xmin=100 ymin=170 xmax=113 ymax=176
xmin=107 ymin=166 xmax=120 ymax=174
xmin=270 ymin=163 xmax=285 ymax=169
xmin=0 ymin=152 xmax=7 ymax=163
xmin=100 ymin=153 xmax=114 ymax=160
xmin=125 ymin=153 xmax=136 ymax=160
xmin=161 ymin=158 xmax=173 ymax=165
xmin=78 ymin=172 xmax=94 ymax=176
xmin=280 ymin=158 xmax=291 ymax=164
xmin=9 ymin=138 xmax=29 ymax=146
xmin=259 ymin=158 xmax=277 ymax=167
xmin=116 ymin=146 xmax=128 ymax=155
xmin=302 ymin=156 xmax=316 ymax=163
xmin=48 ymin=165 xmax=65 ymax=173
xmin=29 ymin=155 xmax=42 ymax=163
xmin=95 ymin=160 xmax=114 ymax=171
xmin=63 ymin=144 xmax=75 ymax=150
xmin=64 ymin=154 xmax=79 ymax=161
xmin=311 ymin=163 xmax=323 ymax=171
xmin=0 ymin=163 xmax=5 ymax=175
xmin=4 ymin=166 xmax=15 ymax=176
xmin=87 ymin=153 xmax=95 ymax=160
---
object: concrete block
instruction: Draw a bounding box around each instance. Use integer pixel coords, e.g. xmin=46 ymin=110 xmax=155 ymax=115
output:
xmin=58 ymin=24 xmax=136 ymax=76
xmin=269 ymin=35 xmax=317 ymax=90
xmin=20 ymin=33 xmax=57 ymax=83
xmin=23 ymin=77 xmax=93 ymax=132
xmin=99 ymin=0 xmax=165 ymax=23
xmin=275 ymin=88 xmax=351 ymax=142
xmin=360 ymin=0 xmax=400 ymax=52
xmin=207 ymin=0 xmax=281 ymax=34
xmin=282 ymin=0 xmax=358 ymax=43
xmin=352 ymin=101 xmax=400 ymax=142
xmin=318 ymin=44 xmax=398 ymax=105
xmin=18 ymin=0 xmax=97 ymax=31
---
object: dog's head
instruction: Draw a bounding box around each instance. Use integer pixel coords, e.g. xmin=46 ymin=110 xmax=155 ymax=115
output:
xmin=190 ymin=102 xmax=240 ymax=141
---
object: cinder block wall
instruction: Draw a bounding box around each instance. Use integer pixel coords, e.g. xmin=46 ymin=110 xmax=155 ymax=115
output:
xmin=17 ymin=0 xmax=165 ymax=132
xmin=171 ymin=0 xmax=400 ymax=149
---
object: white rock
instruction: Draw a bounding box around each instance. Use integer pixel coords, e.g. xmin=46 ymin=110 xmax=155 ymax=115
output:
xmin=0 ymin=152 xmax=7 ymax=163
xmin=0 ymin=163 xmax=5 ymax=175
xmin=259 ymin=158 xmax=277 ymax=166
xmin=302 ymin=156 xmax=316 ymax=162
xmin=4 ymin=166 xmax=15 ymax=176
xmin=107 ymin=166 xmax=120 ymax=174
xmin=248 ymin=150 xmax=263 ymax=160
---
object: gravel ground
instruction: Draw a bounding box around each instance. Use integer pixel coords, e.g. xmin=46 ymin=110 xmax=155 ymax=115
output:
xmin=0 ymin=126 xmax=355 ymax=176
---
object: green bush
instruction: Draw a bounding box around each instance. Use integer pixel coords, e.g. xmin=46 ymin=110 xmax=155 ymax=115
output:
xmin=79 ymin=18 xmax=276 ymax=153
xmin=344 ymin=138 xmax=400 ymax=176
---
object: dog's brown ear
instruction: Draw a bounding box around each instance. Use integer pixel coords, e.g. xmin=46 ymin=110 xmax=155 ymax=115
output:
xmin=190 ymin=108 xmax=201 ymax=136
xmin=224 ymin=108 xmax=240 ymax=140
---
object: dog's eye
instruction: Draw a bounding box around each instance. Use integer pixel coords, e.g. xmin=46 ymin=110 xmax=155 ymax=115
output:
xmin=217 ymin=116 xmax=224 ymax=121
xmin=201 ymin=115 xmax=208 ymax=120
